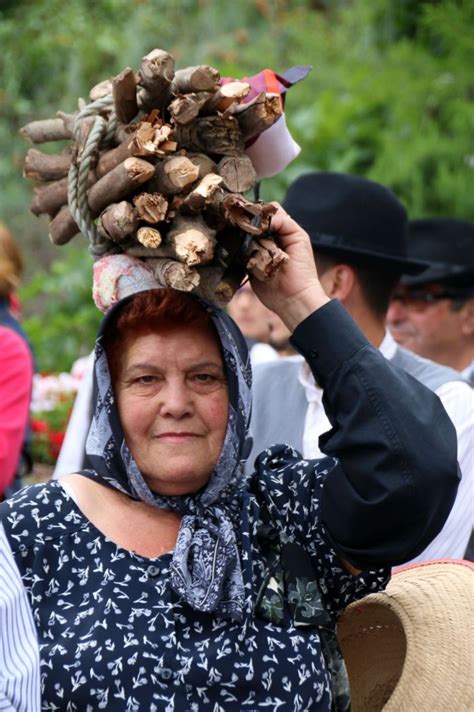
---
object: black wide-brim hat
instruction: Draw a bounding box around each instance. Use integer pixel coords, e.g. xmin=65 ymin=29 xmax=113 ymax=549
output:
xmin=283 ymin=172 xmax=428 ymax=274
xmin=400 ymin=218 xmax=474 ymax=287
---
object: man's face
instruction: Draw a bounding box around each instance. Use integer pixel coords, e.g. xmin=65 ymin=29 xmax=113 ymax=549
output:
xmin=386 ymin=282 xmax=471 ymax=366
xmin=227 ymin=285 xmax=272 ymax=343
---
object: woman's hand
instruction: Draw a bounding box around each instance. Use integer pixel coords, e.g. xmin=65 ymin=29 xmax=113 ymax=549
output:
xmin=249 ymin=204 xmax=330 ymax=332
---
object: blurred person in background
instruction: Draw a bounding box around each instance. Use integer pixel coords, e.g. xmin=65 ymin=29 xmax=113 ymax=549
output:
xmin=387 ymin=218 xmax=474 ymax=385
xmin=247 ymin=173 xmax=473 ymax=563
xmin=268 ymin=310 xmax=297 ymax=356
xmin=0 ymin=326 xmax=33 ymax=499
xmin=227 ymin=282 xmax=278 ymax=365
xmin=0 ymin=222 xmax=34 ymax=494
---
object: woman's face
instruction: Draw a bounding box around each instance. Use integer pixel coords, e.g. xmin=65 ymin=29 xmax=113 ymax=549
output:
xmin=115 ymin=323 xmax=229 ymax=496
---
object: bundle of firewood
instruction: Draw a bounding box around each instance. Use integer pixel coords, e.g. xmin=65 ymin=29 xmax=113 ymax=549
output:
xmin=20 ymin=49 xmax=297 ymax=305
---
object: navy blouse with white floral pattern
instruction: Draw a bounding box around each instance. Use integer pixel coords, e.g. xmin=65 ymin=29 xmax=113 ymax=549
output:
xmin=1 ymin=444 xmax=387 ymax=711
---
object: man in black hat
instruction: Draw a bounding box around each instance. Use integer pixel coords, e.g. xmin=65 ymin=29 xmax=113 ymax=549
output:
xmin=387 ymin=218 xmax=474 ymax=386
xmin=247 ymin=172 xmax=473 ymax=562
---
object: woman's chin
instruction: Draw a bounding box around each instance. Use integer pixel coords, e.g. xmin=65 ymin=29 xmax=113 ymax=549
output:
xmin=142 ymin=469 xmax=212 ymax=497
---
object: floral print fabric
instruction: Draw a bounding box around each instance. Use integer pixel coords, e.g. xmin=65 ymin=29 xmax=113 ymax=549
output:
xmin=1 ymin=444 xmax=388 ymax=711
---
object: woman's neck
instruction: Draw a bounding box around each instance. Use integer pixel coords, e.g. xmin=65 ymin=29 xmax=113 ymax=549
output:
xmin=59 ymin=473 xmax=181 ymax=558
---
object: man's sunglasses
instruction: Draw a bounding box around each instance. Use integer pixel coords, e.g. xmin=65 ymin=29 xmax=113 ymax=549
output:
xmin=391 ymin=289 xmax=469 ymax=311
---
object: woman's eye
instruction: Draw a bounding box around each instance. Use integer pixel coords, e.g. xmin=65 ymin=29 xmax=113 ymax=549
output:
xmin=193 ymin=373 xmax=216 ymax=383
xmin=136 ymin=375 xmax=157 ymax=384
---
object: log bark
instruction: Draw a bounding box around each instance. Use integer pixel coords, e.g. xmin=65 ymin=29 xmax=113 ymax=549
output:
xmin=20 ymin=117 xmax=73 ymax=144
xmin=48 ymin=206 xmax=79 ymax=245
xmin=56 ymin=112 xmax=78 ymax=137
xmin=133 ymin=192 xmax=168 ymax=223
xmin=171 ymin=65 xmax=220 ymax=94
xmin=137 ymin=226 xmax=162 ymax=248
xmin=137 ymin=49 xmax=174 ymax=109
xmin=98 ymin=201 xmax=138 ymax=243
xmin=151 ymin=156 xmax=199 ymax=195
xmin=166 ymin=215 xmax=216 ymax=266
xmin=31 ymin=177 xmax=70 ymax=217
xmin=96 ymin=139 xmax=134 ymax=178
xmin=245 ymin=237 xmax=289 ymax=281
xmin=217 ymin=155 xmax=256 ymax=193
xmin=150 ymin=258 xmax=200 ymax=291
xmin=87 ymin=157 xmax=155 ymax=214
xmin=112 ymin=67 xmax=138 ymax=124
xmin=175 ymin=115 xmax=244 ymax=156
xmin=233 ymin=92 xmax=282 ymax=141
xmin=23 ymin=149 xmax=72 ymax=181
xmin=222 ymin=194 xmax=277 ymax=235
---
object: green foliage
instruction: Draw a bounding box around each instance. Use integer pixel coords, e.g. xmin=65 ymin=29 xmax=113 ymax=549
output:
xmin=19 ymin=245 xmax=101 ymax=372
xmin=1 ymin=0 xmax=473 ymax=372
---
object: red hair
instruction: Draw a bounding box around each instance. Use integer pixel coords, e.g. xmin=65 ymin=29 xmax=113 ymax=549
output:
xmin=103 ymin=289 xmax=217 ymax=383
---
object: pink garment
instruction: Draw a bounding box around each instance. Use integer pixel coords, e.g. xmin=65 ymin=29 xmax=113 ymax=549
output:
xmin=0 ymin=326 xmax=33 ymax=494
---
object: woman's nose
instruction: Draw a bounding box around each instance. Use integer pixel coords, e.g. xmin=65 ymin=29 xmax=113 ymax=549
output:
xmin=159 ymin=379 xmax=193 ymax=418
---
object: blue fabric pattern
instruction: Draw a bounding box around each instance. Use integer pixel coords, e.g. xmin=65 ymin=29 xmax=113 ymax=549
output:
xmin=0 ymin=464 xmax=388 ymax=710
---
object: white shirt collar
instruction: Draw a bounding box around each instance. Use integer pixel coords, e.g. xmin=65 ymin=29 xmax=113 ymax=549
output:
xmin=379 ymin=329 xmax=398 ymax=360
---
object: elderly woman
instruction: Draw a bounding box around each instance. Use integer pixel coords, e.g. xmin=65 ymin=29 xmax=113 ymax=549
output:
xmin=0 ymin=208 xmax=458 ymax=711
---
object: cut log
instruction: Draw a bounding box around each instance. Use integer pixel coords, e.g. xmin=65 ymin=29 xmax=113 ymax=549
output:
xmin=137 ymin=49 xmax=174 ymax=109
xmin=89 ymin=79 xmax=113 ymax=101
xmin=169 ymin=92 xmax=213 ymax=125
xmin=137 ymin=226 xmax=162 ymax=248
xmin=48 ymin=206 xmax=79 ymax=245
xmin=175 ymin=115 xmax=244 ymax=156
xmin=23 ymin=149 xmax=72 ymax=182
xmin=171 ymin=65 xmax=220 ymax=94
xmin=151 ymin=258 xmax=200 ymax=291
xmin=98 ymin=202 xmax=138 ymax=243
xmin=217 ymin=155 xmax=256 ymax=193
xmin=205 ymin=81 xmax=250 ymax=113
xmin=245 ymin=237 xmax=289 ymax=281
xmin=127 ymin=120 xmax=176 ymax=157
xmin=187 ymin=153 xmax=218 ymax=178
xmin=233 ymin=91 xmax=282 ymax=141
xmin=112 ymin=67 xmax=138 ymax=124
xmin=133 ymin=192 xmax=168 ymax=223
xmin=182 ymin=173 xmax=223 ymax=212
xmin=87 ymin=157 xmax=155 ymax=214
xmin=222 ymin=194 xmax=277 ymax=235
xmin=166 ymin=214 xmax=215 ymax=266
xmin=215 ymin=269 xmax=245 ymax=303
xmin=151 ymin=155 xmax=199 ymax=195
xmin=20 ymin=117 xmax=73 ymax=144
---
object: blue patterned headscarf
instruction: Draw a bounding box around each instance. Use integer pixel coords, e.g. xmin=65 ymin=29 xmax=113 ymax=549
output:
xmin=80 ymin=290 xmax=253 ymax=621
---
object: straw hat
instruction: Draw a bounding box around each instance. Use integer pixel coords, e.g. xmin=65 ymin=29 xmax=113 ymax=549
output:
xmin=336 ymin=560 xmax=474 ymax=711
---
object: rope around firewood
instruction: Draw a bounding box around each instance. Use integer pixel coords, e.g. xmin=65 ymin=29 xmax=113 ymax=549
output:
xmin=67 ymin=96 xmax=119 ymax=258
